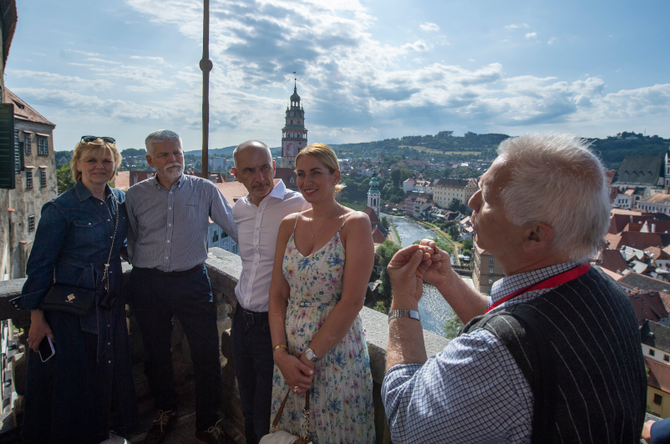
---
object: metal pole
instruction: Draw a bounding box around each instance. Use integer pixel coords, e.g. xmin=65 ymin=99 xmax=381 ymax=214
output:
xmin=200 ymin=0 xmax=212 ymax=178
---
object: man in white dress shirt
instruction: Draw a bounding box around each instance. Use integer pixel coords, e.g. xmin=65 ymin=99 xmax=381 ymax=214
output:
xmin=231 ymin=140 xmax=309 ymax=444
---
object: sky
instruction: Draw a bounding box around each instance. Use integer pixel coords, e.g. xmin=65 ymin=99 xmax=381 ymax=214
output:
xmin=7 ymin=0 xmax=670 ymax=153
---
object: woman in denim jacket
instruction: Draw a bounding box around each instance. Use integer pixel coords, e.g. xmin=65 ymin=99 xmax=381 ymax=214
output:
xmin=12 ymin=137 xmax=138 ymax=444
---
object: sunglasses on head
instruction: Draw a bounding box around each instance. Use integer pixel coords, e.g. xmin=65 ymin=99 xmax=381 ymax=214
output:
xmin=81 ymin=135 xmax=116 ymax=144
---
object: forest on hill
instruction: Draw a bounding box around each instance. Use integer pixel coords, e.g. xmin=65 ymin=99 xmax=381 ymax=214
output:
xmin=331 ymin=130 xmax=669 ymax=169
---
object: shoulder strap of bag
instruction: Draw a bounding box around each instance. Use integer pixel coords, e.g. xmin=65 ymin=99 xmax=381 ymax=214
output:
xmin=270 ymin=389 xmax=311 ymax=437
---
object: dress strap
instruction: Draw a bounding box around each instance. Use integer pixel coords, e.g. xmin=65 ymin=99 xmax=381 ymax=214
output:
xmin=338 ymin=213 xmax=353 ymax=233
xmin=292 ymin=213 xmax=300 ymax=234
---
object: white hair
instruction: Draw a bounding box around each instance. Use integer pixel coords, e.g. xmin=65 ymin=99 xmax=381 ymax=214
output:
xmin=496 ymin=132 xmax=610 ymax=260
xmin=145 ymin=129 xmax=182 ymax=154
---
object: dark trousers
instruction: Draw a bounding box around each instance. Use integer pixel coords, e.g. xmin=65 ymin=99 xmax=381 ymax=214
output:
xmin=232 ymin=305 xmax=274 ymax=444
xmin=130 ymin=265 xmax=222 ymax=430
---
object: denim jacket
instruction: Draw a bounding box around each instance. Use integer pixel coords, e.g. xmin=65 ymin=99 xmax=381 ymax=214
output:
xmin=12 ymin=181 xmax=128 ymax=335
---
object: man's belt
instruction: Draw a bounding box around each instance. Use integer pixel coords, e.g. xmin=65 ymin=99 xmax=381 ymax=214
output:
xmin=238 ymin=306 xmax=269 ymax=325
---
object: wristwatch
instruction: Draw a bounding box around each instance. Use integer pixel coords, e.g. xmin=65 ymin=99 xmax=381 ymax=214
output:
xmin=388 ymin=309 xmax=421 ymax=324
xmin=305 ymin=348 xmax=318 ymax=362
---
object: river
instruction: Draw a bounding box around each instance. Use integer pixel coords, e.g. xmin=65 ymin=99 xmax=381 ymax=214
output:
xmin=386 ymin=215 xmax=474 ymax=336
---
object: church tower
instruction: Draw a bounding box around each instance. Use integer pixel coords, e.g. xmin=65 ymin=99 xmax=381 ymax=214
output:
xmin=367 ymin=169 xmax=381 ymax=218
xmin=281 ymin=80 xmax=308 ymax=168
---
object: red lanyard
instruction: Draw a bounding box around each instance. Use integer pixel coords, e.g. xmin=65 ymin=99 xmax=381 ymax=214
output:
xmin=485 ymin=263 xmax=591 ymax=314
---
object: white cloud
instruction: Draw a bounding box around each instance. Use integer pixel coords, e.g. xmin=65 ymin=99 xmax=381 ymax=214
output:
xmin=129 ymin=55 xmax=169 ymax=65
xmin=419 ymin=22 xmax=439 ymax=32
xmin=22 ymin=0 xmax=664 ymax=144
xmin=7 ymin=70 xmax=115 ymax=91
xmin=10 ymin=88 xmax=177 ymax=121
xmin=548 ymin=37 xmax=557 ymax=45
xmin=401 ymin=40 xmax=429 ymax=52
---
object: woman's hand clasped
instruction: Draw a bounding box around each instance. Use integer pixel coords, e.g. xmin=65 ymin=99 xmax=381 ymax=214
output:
xmin=28 ymin=309 xmax=55 ymax=353
xmin=274 ymin=349 xmax=314 ymax=395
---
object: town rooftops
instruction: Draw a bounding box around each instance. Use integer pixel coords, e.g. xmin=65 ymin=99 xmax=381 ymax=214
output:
xmin=434 ymin=178 xmax=474 ymax=188
xmin=645 ymin=357 xmax=670 ymax=393
xmin=6 ymin=88 xmax=55 ymax=127
xmin=597 ymin=249 xmax=629 ymax=274
xmin=614 ymin=156 xmax=663 ymax=186
xmin=629 ymin=293 xmax=668 ymax=325
xmin=640 ymin=194 xmax=670 ymax=206
xmin=608 ymin=231 xmax=662 ymax=250
xmin=619 ymin=272 xmax=670 ymax=294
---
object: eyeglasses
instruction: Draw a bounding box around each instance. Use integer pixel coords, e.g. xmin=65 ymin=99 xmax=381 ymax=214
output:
xmin=81 ymin=135 xmax=116 ymax=144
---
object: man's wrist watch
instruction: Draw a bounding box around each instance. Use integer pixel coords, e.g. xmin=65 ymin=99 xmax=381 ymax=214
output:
xmin=305 ymin=348 xmax=318 ymax=362
xmin=388 ymin=309 xmax=421 ymax=324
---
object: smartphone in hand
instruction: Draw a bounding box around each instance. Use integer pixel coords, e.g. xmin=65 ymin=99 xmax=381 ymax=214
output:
xmin=38 ymin=336 xmax=55 ymax=362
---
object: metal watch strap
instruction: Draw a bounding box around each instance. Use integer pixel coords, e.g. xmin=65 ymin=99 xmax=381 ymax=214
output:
xmin=305 ymin=348 xmax=318 ymax=362
xmin=388 ymin=309 xmax=421 ymax=323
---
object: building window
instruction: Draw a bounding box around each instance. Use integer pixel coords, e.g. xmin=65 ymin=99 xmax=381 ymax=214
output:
xmin=489 ymin=267 xmax=494 ymax=274
xmin=488 ymin=277 xmax=493 ymax=285
xmin=654 ymin=394 xmax=663 ymax=405
xmin=28 ymin=215 xmax=36 ymax=232
xmin=40 ymin=168 xmax=47 ymax=188
xmin=489 ymin=257 xmax=494 ymax=264
xmin=212 ymin=232 xmax=219 ymax=243
xmin=24 ymin=132 xmax=31 ymax=154
xmin=664 ymin=355 xmax=669 ymax=362
xmin=649 ymin=349 xmax=656 ymax=356
xmin=26 ymin=170 xmax=33 ymax=189
xmin=37 ymin=135 xmax=48 ymax=156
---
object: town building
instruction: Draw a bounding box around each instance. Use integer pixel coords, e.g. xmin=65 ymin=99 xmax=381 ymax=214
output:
xmin=642 ymin=321 xmax=670 ymax=418
xmin=280 ymin=80 xmax=308 ymax=168
xmin=0 ymin=0 xmax=18 ymax=280
xmin=1 ymin=88 xmax=56 ymax=280
xmin=611 ymin=151 xmax=670 ymax=207
xmin=402 ymin=178 xmax=433 ymax=195
xmin=471 ymin=243 xmax=504 ymax=294
xmin=433 ymin=178 xmax=478 ymax=209
xmin=367 ymin=170 xmax=380 ymax=218
xmin=638 ymin=193 xmax=670 ymax=215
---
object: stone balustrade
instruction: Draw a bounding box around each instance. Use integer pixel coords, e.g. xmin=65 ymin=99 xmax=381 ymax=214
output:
xmin=0 ymin=247 xmax=450 ymax=443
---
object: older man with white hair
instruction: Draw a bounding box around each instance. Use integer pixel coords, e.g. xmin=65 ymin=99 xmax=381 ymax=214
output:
xmin=126 ymin=130 xmax=237 ymax=444
xmin=383 ymin=133 xmax=646 ymax=443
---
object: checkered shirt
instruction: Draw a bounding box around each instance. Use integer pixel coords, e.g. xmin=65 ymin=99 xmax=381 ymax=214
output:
xmin=382 ymin=260 xmax=583 ymax=443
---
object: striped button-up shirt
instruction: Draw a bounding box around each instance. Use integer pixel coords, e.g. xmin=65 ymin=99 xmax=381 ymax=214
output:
xmin=126 ymin=174 xmax=238 ymax=272
xmin=382 ymin=260 xmax=582 ymax=443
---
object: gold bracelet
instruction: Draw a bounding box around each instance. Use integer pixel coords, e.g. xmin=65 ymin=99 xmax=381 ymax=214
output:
xmin=272 ymin=344 xmax=288 ymax=353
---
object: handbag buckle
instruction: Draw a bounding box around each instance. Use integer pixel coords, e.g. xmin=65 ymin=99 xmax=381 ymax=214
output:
xmin=66 ymin=294 xmax=76 ymax=303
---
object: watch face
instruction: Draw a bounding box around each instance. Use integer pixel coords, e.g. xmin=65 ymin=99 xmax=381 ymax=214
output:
xmin=306 ymin=348 xmax=318 ymax=362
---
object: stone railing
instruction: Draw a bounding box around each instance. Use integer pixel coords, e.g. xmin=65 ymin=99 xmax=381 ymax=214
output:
xmin=0 ymin=247 xmax=450 ymax=443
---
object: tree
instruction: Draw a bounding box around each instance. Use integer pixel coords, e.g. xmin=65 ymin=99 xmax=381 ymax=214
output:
xmin=447 ymin=198 xmax=462 ymax=212
xmin=376 ymin=240 xmax=402 ymax=305
xmin=57 ymin=164 xmax=75 ymax=194
xmin=381 ymin=216 xmax=390 ymax=230
xmin=443 ymin=314 xmax=464 ymax=339
xmin=448 ymin=225 xmax=460 ymax=240
xmin=462 ymin=238 xmax=473 ymax=251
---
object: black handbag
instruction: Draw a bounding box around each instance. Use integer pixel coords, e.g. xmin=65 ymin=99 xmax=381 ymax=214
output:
xmin=40 ymin=283 xmax=97 ymax=317
xmin=39 ymin=192 xmax=120 ymax=316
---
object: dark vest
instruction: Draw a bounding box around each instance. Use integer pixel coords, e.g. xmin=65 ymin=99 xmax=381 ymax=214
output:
xmin=462 ymin=267 xmax=646 ymax=443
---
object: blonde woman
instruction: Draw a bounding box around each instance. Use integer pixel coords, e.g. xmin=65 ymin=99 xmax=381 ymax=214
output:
xmin=268 ymin=143 xmax=376 ymax=443
xmin=13 ymin=136 xmax=138 ymax=443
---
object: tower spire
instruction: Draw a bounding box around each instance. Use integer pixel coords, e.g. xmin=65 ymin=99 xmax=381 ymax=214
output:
xmin=281 ymin=76 xmax=308 ymax=168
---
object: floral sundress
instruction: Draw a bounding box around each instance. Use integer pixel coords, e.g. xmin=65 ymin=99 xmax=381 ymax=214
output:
xmin=270 ymin=215 xmax=376 ymax=444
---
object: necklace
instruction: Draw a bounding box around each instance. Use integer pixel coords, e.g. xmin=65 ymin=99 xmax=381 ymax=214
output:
xmin=308 ymin=205 xmax=342 ymax=238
